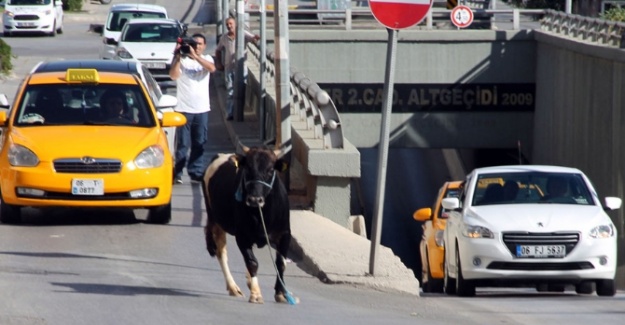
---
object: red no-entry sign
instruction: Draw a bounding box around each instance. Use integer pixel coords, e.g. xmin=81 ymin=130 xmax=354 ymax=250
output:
xmin=369 ymin=0 xmax=434 ymax=30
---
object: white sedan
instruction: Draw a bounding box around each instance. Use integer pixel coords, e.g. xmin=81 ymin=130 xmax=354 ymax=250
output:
xmin=114 ymin=18 xmax=183 ymax=81
xmin=442 ymin=165 xmax=622 ymax=297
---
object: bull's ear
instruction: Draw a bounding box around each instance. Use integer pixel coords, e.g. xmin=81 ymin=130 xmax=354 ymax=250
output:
xmin=275 ymin=159 xmax=288 ymax=172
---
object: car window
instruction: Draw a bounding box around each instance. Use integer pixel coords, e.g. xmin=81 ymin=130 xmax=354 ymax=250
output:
xmin=106 ymin=11 xmax=167 ymax=32
xmin=122 ymin=23 xmax=181 ymax=42
xmin=472 ymin=172 xmax=594 ymax=206
xmin=15 ymin=84 xmax=156 ymax=127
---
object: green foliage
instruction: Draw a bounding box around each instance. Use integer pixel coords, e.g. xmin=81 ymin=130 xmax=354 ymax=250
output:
xmin=601 ymin=7 xmax=625 ymax=22
xmin=65 ymin=0 xmax=83 ymax=11
xmin=0 ymin=37 xmax=13 ymax=75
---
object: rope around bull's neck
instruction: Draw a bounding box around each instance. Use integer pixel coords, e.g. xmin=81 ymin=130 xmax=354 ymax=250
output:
xmin=258 ymin=206 xmax=297 ymax=305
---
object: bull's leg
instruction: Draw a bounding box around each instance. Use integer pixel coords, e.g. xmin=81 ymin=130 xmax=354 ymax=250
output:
xmin=273 ymin=232 xmax=299 ymax=304
xmin=236 ymin=237 xmax=263 ymax=304
xmin=212 ymin=225 xmax=243 ymax=297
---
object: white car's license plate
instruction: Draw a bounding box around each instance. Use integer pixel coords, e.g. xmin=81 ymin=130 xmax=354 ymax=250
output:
xmin=17 ymin=22 xmax=36 ymax=27
xmin=516 ymin=245 xmax=566 ymax=258
xmin=71 ymin=179 xmax=104 ymax=196
xmin=144 ymin=62 xmax=166 ymax=69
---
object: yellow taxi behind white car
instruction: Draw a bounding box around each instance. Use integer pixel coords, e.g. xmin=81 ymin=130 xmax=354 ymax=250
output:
xmin=0 ymin=60 xmax=186 ymax=224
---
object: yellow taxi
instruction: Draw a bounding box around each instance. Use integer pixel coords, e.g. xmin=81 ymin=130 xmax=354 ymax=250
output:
xmin=413 ymin=181 xmax=463 ymax=293
xmin=0 ymin=60 xmax=186 ymax=224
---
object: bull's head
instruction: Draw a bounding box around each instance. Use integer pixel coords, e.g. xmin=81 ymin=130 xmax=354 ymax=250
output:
xmin=232 ymin=145 xmax=288 ymax=208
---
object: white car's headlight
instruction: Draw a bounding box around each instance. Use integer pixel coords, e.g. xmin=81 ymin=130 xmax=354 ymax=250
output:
xmin=135 ymin=145 xmax=165 ymax=169
xmin=589 ymin=224 xmax=615 ymax=239
xmin=462 ymin=225 xmax=494 ymax=239
xmin=5 ymin=11 xmax=15 ymax=18
xmin=8 ymin=144 xmax=39 ymax=167
xmin=116 ymin=48 xmax=133 ymax=59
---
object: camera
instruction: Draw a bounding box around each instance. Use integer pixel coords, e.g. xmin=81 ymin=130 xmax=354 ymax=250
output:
xmin=178 ymin=37 xmax=197 ymax=56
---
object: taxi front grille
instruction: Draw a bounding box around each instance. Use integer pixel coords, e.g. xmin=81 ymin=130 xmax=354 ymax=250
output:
xmin=54 ymin=158 xmax=122 ymax=173
xmin=15 ymin=15 xmax=39 ymax=21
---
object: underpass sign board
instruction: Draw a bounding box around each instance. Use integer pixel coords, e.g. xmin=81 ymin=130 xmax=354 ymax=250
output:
xmin=451 ymin=5 xmax=474 ymax=28
xmin=368 ymin=0 xmax=434 ymax=30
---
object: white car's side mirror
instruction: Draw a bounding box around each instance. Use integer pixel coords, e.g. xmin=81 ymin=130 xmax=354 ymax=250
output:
xmin=604 ymin=197 xmax=622 ymax=211
xmin=0 ymin=94 xmax=9 ymax=108
xmin=441 ymin=197 xmax=460 ymax=210
xmin=156 ymin=94 xmax=177 ymax=109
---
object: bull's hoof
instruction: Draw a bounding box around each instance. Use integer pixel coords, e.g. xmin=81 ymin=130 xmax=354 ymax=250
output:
xmin=248 ymin=293 xmax=264 ymax=304
xmin=275 ymin=292 xmax=300 ymax=304
xmin=227 ymin=286 xmax=244 ymax=297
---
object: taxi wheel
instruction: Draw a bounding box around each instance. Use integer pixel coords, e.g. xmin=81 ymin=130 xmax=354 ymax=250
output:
xmin=0 ymin=196 xmax=22 ymax=224
xmin=146 ymin=203 xmax=172 ymax=224
xmin=575 ymin=281 xmax=594 ymax=294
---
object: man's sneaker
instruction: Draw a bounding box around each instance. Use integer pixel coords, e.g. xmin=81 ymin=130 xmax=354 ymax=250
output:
xmin=174 ymin=177 xmax=183 ymax=185
xmin=190 ymin=176 xmax=203 ymax=184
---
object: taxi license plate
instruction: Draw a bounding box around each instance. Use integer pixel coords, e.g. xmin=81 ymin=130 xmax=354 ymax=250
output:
xmin=71 ymin=179 xmax=104 ymax=196
xmin=516 ymin=245 xmax=566 ymax=258
xmin=144 ymin=62 xmax=166 ymax=69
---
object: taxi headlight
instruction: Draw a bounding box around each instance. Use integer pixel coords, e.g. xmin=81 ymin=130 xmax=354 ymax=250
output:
xmin=135 ymin=145 xmax=164 ymax=169
xmin=589 ymin=224 xmax=615 ymax=239
xmin=8 ymin=144 xmax=39 ymax=167
xmin=462 ymin=225 xmax=494 ymax=239
xmin=116 ymin=48 xmax=133 ymax=59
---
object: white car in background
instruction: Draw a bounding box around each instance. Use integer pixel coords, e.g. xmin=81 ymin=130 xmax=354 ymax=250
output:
xmin=100 ymin=3 xmax=168 ymax=60
xmin=442 ymin=165 xmax=622 ymax=297
xmin=114 ymin=18 xmax=182 ymax=82
xmin=2 ymin=0 xmax=63 ymax=37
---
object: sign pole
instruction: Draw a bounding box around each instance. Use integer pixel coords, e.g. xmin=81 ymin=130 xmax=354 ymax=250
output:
xmin=369 ymin=27 xmax=398 ymax=276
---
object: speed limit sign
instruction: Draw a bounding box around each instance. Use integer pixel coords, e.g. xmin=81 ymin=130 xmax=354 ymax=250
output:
xmin=450 ymin=5 xmax=474 ymax=28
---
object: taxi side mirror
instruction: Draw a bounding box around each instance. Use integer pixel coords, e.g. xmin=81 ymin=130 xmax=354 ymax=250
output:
xmin=413 ymin=207 xmax=432 ymax=222
xmin=161 ymin=111 xmax=186 ymax=128
xmin=0 ymin=110 xmax=8 ymax=126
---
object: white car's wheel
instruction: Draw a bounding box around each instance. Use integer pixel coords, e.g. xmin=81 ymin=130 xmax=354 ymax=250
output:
xmin=443 ymin=251 xmax=456 ymax=295
xmin=596 ymin=279 xmax=616 ymax=297
xmin=455 ymin=248 xmax=476 ymax=297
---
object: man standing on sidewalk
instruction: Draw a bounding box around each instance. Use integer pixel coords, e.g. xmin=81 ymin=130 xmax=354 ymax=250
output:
xmin=169 ymin=33 xmax=216 ymax=184
xmin=214 ymin=16 xmax=259 ymax=120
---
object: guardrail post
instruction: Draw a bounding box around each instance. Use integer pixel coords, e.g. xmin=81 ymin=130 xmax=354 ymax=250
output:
xmin=513 ymin=9 xmax=519 ymax=30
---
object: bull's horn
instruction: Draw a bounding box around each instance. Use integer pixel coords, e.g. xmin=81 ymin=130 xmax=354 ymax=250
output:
xmin=240 ymin=144 xmax=250 ymax=153
xmin=273 ymin=149 xmax=284 ymax=158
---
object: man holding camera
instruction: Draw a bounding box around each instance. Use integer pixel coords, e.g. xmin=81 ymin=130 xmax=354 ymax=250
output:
xmin=169 ymin=33 xmax=217 ymax=184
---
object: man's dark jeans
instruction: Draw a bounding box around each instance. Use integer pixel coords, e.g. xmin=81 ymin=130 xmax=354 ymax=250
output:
xmin=174 ymin=111 xmax=209 ymax=180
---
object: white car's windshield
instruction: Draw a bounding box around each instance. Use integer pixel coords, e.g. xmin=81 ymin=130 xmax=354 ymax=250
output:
xmin=15 ymin=84 xmax=156 ymax=127
xmin=472 ymin=172 xmax=594 ymax=206
xmin=8 ymin=0 xmax=52 ymax=5
xmin=122 ymin=23 xmax=181 ymax=42
xmin=107 ymin=12 xmax=167 ymax=32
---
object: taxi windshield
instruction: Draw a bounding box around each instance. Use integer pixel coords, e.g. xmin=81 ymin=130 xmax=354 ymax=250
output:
xmin=14 ymin=84 xmax=157 ymax=127
xmin=8 ymin=0 xmax=52 ymax=5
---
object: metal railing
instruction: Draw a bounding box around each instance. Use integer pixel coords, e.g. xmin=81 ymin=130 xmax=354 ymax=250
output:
xmin=541 ymin=9 xmax=625 ymax=47
xmin=244 ymin=7 xmax=546 ymax=30
xmin=247 ymin=43 xmax=344 ymax=149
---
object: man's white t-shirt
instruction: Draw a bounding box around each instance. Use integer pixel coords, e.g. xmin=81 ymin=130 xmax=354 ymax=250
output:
xmin=175 ymin=54 xmax=214 ymax=114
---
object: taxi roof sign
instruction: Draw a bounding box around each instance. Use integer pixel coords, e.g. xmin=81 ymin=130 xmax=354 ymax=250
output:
xmin=66 ymin=69 xmax=99 ymax=83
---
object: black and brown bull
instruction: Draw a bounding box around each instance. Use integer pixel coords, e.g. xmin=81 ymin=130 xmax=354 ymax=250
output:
xmin=201 ymin=146 xmax=297 ymax=304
